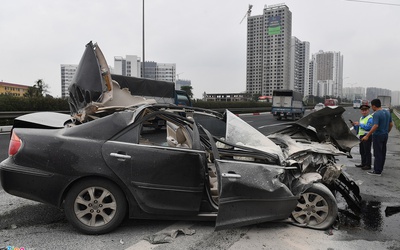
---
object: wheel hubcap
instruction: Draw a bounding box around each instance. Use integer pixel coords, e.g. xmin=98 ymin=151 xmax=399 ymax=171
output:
xmin=74 ymin=187 xmax=117 ymax=227
xmin=292 ymin=192 xmax=329 ymax=226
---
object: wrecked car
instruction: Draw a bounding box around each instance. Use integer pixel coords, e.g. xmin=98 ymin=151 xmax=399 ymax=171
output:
xmin=0 ymin=42 xmax=361 ymax=235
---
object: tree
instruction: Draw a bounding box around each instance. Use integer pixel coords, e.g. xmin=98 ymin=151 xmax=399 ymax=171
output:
xmin=180 ymin=85 xmax=193 ymax=98
xmin=24 ymin=79 xmax=49 ymax=98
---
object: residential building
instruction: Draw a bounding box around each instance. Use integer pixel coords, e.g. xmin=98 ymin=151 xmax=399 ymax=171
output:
xmin=366 ymin=87 xmax=391 ymax=101
xmin=311 ymin=50 xmax=343 ymax=97
xmin=307 ymin=61 xmax=314 ymax=97
xmin=154 ymin=63 xmax=176 ymax=83
xmin=290 ymin=36 xmax=310 ymax=96
xmin=246 ymin=4 xmax=292 ymax=97
xmin=61 ymin=64 xmax=78 ymax=98
xmin=176 ymin=79 xmax=191 ymax=91
xmin=113 ymin=55 xmax=141 ymax=77
xmin=0 ymin=81 xmax=30 ymax=97
xmin=342 ymin=87 xmax=366 ymax=101
xmin=114 ymin=56 xmax=176 ymax=83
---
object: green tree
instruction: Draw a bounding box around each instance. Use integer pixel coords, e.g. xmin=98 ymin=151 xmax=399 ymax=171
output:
xmin=180 ymin=85 xmax=193 ymax=98
xmin=24 ymin=79 xmax=49 ymax=97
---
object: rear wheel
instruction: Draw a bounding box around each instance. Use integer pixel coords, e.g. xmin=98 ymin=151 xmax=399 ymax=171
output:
xmin=291 ymin=183 xmax=338 ymax=230
xmin=64 ymin=178 xmax=127 ymax=234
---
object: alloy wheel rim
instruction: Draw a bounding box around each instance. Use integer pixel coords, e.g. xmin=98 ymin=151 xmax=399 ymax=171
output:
xmin=292 ymin=192 xmax=329 ymax=226
xmin=73 ymin=186 xmax=117 ymax=227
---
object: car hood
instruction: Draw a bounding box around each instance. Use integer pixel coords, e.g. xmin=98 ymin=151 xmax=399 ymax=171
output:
xmin=68 ymin=41 xmax=155 ymax=122
xmin=273 ymin=106 xmax=359 ymax=154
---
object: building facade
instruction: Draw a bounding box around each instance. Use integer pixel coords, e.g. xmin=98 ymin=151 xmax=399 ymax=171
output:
xmin=342 ymin=86 xmax=366 ymax=101
xmin=311 ymin=50 xmax=343 ymax=97
xmin=175 ymin=79 xmax=192 ymax=91
xmin=61 ymin=64 xmax=78 ymax=98
xmin=0 ymin=81 xmax=30 ymax=97
xmin=113 ymin=55 xmax=141 ymax=77
xmin=290 ymin=36 xmax=310 ymax=96
xmin=205 ymin=93 xmax=251 ymax=102
xmin=366 ymin=87 xmax=391 ymax=102
xmin=114 ymin=56 xmax=176 ymax=83
xmin=246 ymin=4 xmax=292 ymax=97
xmin=154 ymin=63 xmax=176 ymax=82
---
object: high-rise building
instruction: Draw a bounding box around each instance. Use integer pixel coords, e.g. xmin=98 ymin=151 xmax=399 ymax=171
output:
xmin=246 ymin=4 xmax=292 ymax=97
xmin=62 ymin=56 xmax=178 ymax=98
xmin=155 ymin=63 xmax=176 ymax=83
xmin=60 ymin=64 xmax=78 ymax=98
xmin=113 ymin=55 xmax=141 ymax=77
xmin=311 ymin=50 xmax=343 ymax=97
xmin=290 ymin=37 xmax=310 ymax=96
xmin=114 ymin=56 xmax=176 ymax=83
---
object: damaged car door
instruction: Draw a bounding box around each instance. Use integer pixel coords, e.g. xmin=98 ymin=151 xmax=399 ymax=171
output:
xmin=214 ymin=159 xmax=299 ymax=230
xmin=102 ymin=113 xmax=207 ymax=215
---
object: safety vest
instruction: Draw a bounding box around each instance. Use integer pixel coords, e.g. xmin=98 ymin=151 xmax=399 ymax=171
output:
xmin=358 ymin=114 xmax=373 ymax=136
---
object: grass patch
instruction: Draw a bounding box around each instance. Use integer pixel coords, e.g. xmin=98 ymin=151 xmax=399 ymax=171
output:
xmin=392 ymin=110 xmax=400 ymax=131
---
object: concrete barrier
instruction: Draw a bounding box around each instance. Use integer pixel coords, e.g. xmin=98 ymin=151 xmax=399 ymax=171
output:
xmin=0 ymin=126 xmax=12 ymax=133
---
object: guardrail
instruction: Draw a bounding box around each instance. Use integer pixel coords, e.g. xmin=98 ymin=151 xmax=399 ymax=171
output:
xmin=393 ymin=109 xmax=400 ymax=119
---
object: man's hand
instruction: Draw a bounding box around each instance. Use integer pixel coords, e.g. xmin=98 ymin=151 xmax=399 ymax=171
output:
xmin=361 ymin=135 xmax=369 ymax=141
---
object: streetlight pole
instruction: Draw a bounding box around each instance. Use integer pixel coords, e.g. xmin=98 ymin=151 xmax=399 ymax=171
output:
xmin=142 ymin=0 xmax=145 ymax=78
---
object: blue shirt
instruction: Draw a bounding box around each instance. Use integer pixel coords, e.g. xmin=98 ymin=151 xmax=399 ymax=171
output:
xmin=372 ymin=109 xmax=392 ymax=136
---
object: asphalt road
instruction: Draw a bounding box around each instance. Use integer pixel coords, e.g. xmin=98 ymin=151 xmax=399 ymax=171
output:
xmin=1 ymin=108 xmax=400 ymax=250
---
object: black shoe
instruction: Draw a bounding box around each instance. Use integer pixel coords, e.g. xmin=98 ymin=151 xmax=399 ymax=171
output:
xmin=355 ymin=164 xmax=363 ymax=168
xmin=367 ymin=171 xmax=381 ymax=176
xmin=362 ymin=165 xmax=372 ymax=170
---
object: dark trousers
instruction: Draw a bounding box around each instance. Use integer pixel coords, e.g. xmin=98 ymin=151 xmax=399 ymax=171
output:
xmin=373 ymin=133 xmax=389 ymax=174
xmin=359 ymin=134 xmax=372 ymax=166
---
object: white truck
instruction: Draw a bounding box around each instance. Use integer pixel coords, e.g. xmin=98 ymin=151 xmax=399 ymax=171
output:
xmin=271 ymin=90 xmax=305 ymax=120
xmin=377 ymin=95 xmax=392 ymax=111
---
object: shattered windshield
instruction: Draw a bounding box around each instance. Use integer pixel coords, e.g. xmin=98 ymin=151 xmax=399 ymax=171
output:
xmin=224 ymin=110 xmax=285 ymax=162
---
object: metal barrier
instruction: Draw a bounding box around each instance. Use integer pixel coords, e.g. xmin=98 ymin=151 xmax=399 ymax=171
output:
xmin=393 ymin=109 xmax=400 ymax=119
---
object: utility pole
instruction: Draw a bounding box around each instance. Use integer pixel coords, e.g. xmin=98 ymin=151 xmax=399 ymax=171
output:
xmin=142 ymin=0 xmax=145 ymax=78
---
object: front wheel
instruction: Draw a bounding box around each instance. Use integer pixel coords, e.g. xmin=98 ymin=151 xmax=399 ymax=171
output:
xmin=64 ymin=178 xmax=127 ymax=235
xmin=291 ymin=183 xmax=338 ymax=230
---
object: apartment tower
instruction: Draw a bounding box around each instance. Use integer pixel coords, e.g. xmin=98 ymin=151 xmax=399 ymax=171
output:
xmin=246 ymin=4 xmax=292 ymax=97
xmin=312 ymin=50 xmax=343 ymax=97
xmin=61 ymin=64 xmax=78 ymax=98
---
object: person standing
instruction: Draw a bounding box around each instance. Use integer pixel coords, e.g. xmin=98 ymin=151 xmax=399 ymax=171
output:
xmin=361 ymin=98 xmax=393 ymax=176
xmin=352 ymin=101 xmax=373 ymax=170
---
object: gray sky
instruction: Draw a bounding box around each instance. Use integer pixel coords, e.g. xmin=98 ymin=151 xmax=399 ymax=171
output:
xmin=1 ymin=0 xmax=399 ymax=99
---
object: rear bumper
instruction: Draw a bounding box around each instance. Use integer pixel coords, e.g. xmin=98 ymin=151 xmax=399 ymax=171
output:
xmin=0 ymin=158 xmax=68 ymax=207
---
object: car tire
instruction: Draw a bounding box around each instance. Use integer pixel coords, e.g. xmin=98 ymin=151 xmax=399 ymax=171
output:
xmin=291 ymin=183 xmax=338 ymax=230
xmin=64 ymin=178 xmax=127 ymax=235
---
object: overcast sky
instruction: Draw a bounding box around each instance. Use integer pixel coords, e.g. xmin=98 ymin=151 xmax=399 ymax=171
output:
xmin=1 ymin=0 xmax=399 ymax=99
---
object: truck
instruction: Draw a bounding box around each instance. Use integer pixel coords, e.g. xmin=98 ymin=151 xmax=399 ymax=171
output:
xmin=377 ymin=95 xmax=392 ymax=111
xmin=111 ymin=74 xmax=192 ymax=106
xmin=271 ymin=90 xmax=305 ymax=120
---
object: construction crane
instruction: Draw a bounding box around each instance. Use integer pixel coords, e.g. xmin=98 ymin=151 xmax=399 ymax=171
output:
xmin=240 ymin=4 xmax=253 ymax=24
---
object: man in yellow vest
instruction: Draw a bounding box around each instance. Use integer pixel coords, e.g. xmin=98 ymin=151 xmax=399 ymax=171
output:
xmin=351 ymin=100 xmax=373 ymax=170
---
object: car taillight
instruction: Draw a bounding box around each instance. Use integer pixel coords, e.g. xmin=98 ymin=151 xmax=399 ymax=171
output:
xmin=9 ymin=131 xmax=22 ymax=156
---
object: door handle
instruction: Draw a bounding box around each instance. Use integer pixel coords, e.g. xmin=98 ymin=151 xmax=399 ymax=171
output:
xmin=110 ymin=152 xmax=132 ymax=160
xmin=221 ymin=173 xmax=241 ymax=178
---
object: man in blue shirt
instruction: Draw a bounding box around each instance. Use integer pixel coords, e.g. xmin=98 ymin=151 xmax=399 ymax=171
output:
xmin=361 ymin=98 xmax=393 ymax=176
